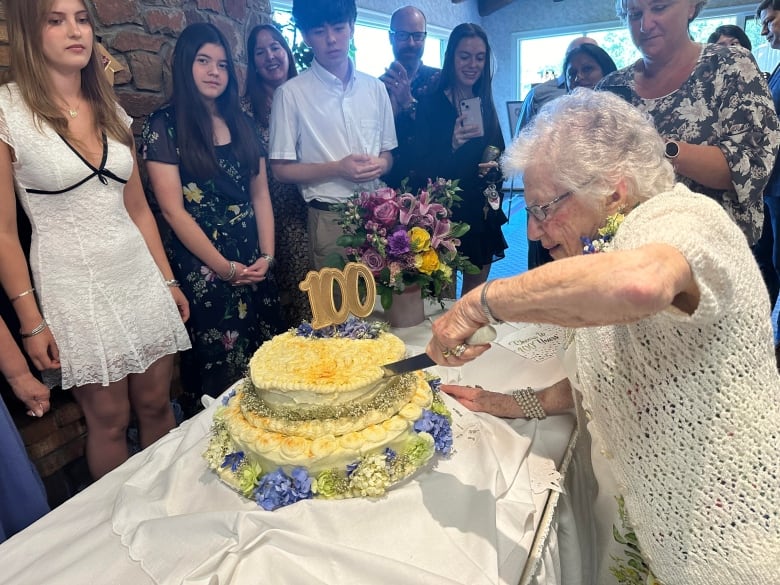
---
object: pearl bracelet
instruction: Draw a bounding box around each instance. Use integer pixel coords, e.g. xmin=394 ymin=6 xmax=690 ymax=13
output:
xmin=21 ymin=319 xmax=48 ymax=339
xmin=512 ymin=387 xmax=546 ymax=420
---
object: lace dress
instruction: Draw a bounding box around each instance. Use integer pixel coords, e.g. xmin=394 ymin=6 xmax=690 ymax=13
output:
xmin=142 ymin=106 xmax=284 ymax=402
xmin=0 ymin=83 xmax=191 ymax=390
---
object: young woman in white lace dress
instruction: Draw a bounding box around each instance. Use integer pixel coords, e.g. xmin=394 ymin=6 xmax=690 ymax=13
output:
xmin=0 ymin=0 xmax=191 ymax=479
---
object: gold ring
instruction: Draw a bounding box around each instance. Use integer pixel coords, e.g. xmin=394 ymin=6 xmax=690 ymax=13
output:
xmin=452 ymin=344 xmax=467 ymax=358
xmin=442 ymin=348 xmax=452 ymax=358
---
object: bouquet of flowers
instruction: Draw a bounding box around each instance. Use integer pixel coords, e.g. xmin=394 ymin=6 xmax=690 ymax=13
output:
xmin=333 ymin=178 xmax=478 ymax=309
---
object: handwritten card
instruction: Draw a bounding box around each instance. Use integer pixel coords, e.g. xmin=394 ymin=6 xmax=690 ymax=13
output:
xmin=497 ymin=323 xmax=567 ymax=363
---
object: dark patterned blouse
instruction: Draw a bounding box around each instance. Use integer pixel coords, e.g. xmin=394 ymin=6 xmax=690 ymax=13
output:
xmin=597 ymin=43 xmax=780 ymax=246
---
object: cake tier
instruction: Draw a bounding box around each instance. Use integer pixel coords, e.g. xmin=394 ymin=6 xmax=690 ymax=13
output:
xmin=239 ymin=372 xmax=423 ymax=439
xmin=222 ymin=371 xmax=432 ymax=475
xmin=248 ymin=331 xmax=406 ymax=409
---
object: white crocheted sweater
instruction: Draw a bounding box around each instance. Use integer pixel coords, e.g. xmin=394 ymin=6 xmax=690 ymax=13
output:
xmin=575 ymin=184 xmax=780 ymax=585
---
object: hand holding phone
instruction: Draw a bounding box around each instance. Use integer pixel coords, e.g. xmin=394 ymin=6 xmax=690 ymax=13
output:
xmin=459 ymin=97 xmax=485 ymax=138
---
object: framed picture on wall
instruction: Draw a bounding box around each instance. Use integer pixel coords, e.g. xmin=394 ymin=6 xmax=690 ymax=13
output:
xmin=506 ymin=100 xmax=523 ymax=137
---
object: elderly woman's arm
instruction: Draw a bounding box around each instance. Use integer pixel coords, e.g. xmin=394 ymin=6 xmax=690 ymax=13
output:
xmin=427 ymin=243 xmax=699 ymax=363
xmin=441 ymin=378 xmax=574 ymax=418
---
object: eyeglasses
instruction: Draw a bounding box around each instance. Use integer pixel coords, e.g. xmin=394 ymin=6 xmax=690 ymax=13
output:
xmin=525 ymin=191 xmax=572 ymax=222
xmin=390 ymin=30 xmax=427 ymax=42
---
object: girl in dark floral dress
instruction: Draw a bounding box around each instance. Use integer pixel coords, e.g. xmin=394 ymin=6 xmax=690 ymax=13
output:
xmin=243 ymin=24 xmax=311 ymax=326
xmin=143 ymin=23 xmax=284 ymax=414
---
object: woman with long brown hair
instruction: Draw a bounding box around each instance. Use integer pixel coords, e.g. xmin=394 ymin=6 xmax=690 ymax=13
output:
xmin=0 ymin=0 xmax=191 ymax=479
xmin=242 ymin=24 xmax=310 ymax=325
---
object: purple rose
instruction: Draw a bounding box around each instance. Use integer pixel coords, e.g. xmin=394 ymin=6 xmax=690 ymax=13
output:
xmin=387 ymin=229 xmax=411 ymax=256
xmin=361 ymin=247 xmax=386 ymax=275
xmin=372 ymin=201 xmax=399 ymax=227
xmin=373 ymin=186 xmax=397 ymax=202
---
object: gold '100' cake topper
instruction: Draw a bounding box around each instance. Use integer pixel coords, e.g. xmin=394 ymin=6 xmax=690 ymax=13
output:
xmin=299 ymin=262 xmax=377 ymax=329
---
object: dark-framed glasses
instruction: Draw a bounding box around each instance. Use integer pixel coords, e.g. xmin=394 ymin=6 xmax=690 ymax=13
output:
xmin=390 ymin=30 xmax=427 ymax=42
xmin=525 ymin=191 xmax=572 ymax=221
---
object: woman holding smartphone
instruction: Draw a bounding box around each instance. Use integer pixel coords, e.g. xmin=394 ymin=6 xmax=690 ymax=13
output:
xmin=409 ymin=23 xmax=506 ymax=295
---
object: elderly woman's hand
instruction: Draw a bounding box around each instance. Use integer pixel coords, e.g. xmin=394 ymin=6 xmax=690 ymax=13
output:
xmin=441 ymin=384 xmax=520 ymax=418
xmin=426 ymin=288 xmax=490 ymax=365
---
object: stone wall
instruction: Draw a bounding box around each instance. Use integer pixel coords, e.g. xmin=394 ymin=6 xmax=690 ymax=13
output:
xmin=0 ymin=0 xmax=273 ymax=505
xmin=0 ymin=0 xmax=273 ymax=131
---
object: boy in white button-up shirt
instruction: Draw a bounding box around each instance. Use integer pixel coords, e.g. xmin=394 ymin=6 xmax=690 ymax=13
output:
xmin=269 ymin=0 xmax=397 ymax=269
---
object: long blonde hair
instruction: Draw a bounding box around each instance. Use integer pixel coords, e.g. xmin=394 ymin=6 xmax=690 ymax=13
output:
xmin=5 ymin=0 xmax=132 ymax=147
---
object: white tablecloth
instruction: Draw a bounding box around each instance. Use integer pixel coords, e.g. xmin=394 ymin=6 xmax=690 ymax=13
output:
xmin=0 ymin=302 xmax=577 ymax=585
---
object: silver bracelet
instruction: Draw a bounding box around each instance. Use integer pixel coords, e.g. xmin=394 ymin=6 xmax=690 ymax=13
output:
xmin=480 ymin=281 xmax=502 ymax=324
xmin=164 ymin=279 xmax=180 ymax=288
xmin=218 ymin=261 xmax=236 ymax=281
xmin=512 ymin=387 xmax=546 ymax=420
xmin=20 ymin=319 xmax=48 ymax=339
xmin=260 ymin=253 xmax=276 ymax=269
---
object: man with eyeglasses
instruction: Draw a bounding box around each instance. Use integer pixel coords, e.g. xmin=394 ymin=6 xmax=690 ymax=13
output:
xmin=380 ymin=6 xmax=441 ymax=189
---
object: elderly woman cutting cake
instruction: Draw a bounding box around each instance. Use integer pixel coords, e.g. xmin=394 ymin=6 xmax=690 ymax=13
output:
xmin=427 ymin=90 xmax=780 ymax=585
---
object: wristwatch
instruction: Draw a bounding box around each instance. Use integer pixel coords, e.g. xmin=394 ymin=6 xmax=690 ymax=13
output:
xmin=664 ymin=140 xmax=680 ymax=160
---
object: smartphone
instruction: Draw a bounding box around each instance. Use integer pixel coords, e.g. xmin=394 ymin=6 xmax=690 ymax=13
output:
xmin=459 ymin=96 xmax=485 ymax=137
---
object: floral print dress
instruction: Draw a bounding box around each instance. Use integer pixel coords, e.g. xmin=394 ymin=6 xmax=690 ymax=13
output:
xmin=596 ymin=43 xmax=780 ymax=246
xmin=142 ymin=106 xmax=284 ymax=406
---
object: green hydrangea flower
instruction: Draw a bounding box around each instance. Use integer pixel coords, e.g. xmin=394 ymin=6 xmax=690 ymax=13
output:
xmin=430 ymin=396 xmax=452 ymax=422
xmin=404 ymin=433 xmax=435 ymax=467
xmin=238 ymin=461 xmax=263 ymax=497
xmin=312 ymin=469 xmax=346 ymax=498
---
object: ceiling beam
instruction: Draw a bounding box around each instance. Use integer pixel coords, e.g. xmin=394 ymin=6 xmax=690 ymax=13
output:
xmin=478 ymin=0 xmax=515 ymax=16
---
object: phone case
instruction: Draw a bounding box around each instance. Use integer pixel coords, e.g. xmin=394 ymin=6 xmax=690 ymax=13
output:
xmin=459 ymin=97 xmax=485 ymax=137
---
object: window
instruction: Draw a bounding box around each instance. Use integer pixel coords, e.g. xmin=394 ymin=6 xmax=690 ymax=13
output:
xmin=271 ymin=4 xmax=446 ymax=76
xmin=517 ymin=15 xmax=757 ymax=100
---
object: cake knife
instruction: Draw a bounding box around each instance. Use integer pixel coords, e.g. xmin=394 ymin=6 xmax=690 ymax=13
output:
xmin=381 ymin=325 xmax=497 ymax=377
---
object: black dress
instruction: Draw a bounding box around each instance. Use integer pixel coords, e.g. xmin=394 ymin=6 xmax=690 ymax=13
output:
xmin=409 ymin=90 xmax=507 ymax=268
xmin=142 ymin=106 xmax=284 ymax=403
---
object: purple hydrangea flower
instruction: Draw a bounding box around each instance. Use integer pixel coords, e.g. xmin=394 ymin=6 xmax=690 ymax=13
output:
xmin=221 ymin=388 xmax=237 ymax=406
xmin=296 ymin=322 xmax=315 ymax=337
xmin=414 ymin=410 xmax=454 ymax=454
xmin=254 ymin=467 xmax=313 ymax=511
xmin=221 ymin=451 xmax=245 ymax=472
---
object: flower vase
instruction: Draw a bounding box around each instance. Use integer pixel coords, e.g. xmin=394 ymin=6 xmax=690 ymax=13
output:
xmin=386 ymin=285 xmax=425 ymax=328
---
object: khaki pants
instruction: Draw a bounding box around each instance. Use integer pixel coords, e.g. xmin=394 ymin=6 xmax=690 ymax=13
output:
xmin=307 ymin=207 xmax=346 ymax=270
